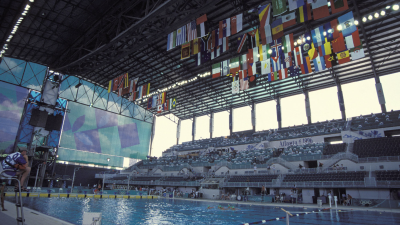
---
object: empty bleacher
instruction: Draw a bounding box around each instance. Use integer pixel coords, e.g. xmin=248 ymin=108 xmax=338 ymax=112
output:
xmin=323 ymin=143 xmax=347 ymax=155
xmin=353 ymin=137 xmax=400 ymax=158
xmin=227 ymin=174 xmax=278 ymax=182
xmin=376 ymin=171 xmax=400 ymax=181
xmin=162 ymin=177 xmax=189 ymax=182
xmin=132 ymin=176 xmax=161 ymax=181
xmin=283 ymin=171 xmax=366 ymax=182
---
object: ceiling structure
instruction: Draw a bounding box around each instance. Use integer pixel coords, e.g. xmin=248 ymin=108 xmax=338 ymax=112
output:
xmin=1 ymin=0 xmax=400 ymax=121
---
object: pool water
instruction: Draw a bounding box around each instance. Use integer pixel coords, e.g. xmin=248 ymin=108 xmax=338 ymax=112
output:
xmin=6 ymin=197 xmax=400 ymax=225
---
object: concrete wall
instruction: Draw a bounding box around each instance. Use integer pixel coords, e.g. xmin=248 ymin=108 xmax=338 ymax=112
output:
xmin=346 ymin=189 xmax=390 ymax=199
xmin=302 ymin=188 xmax=314 ymax=204
xmin=201 ymin=189 xmax=221 ymax=199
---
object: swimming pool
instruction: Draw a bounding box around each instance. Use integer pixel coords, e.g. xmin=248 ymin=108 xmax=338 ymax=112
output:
xmin=6 ymin=197 xmax=400 ymax=225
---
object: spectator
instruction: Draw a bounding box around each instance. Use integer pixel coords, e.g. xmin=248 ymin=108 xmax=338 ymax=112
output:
xmin=1 ymin=182 xmax=6 ymax=211
xmin=254 ymin=165 xmax=257 ymax=174
xmin=1 ymin=149 xmax=31 ymax=192
xmin=299 ymin=164 xmax=303 ymax=169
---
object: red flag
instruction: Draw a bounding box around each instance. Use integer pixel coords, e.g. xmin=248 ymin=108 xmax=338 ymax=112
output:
xmin=330 ymin=0 xmax=349 ymax=14
xmin=330 ymin=19 xmax=340 ymax=40
xmin=231 ymin=15 xmax=237 ymax=35
xmin=313 ymin=2 xmax=330 ymax=20
xmin=247 ymin=48 xmax=254 ymax=65
xmin=332 ymin=33 xmax=346 ymax=53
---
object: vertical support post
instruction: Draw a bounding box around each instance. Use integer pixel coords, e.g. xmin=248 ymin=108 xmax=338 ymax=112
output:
xmin=176 ymin=119 xmax=181 ymax=145
xmin=149 ymin=115 xmax=156 ymax=156
xmin=304 ymin=90 xmax=312 ymax=124
xmin=251 ymin=102 xmax=256 ymax=132
xmin=209 ymin=112 xmax=213 ymax=139
xmin=192 ymin=115 xmax=196 ymax=141
xmin=352 ymin=0 xmax=386 ymax=113
xmin=229 ymin=108 xmax=233 ymax=136
xmin=276 ymin=97 xmax=282 ymax=129
xmin=337 ymin=84 xmax=346 ymax=120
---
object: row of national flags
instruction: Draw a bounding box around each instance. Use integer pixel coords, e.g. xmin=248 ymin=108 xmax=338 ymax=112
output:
xmin=146 ymin=92 xmax=177 ymax=114
xmin=107 ymin=73 xmax=151 ymax=102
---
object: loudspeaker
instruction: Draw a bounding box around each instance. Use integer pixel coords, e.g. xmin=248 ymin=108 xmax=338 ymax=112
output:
xmin=53 ymin=114 xmax=64 ymax=131
xmin=45 ymin=115 xmax=56 ymax=131
xmin=29 ymin=109 xmax=48 ymax=127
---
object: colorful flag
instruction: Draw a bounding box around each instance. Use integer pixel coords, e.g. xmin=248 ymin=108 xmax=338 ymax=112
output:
xmin=238 ymin=70 xmax=248 ymax=80
xmin=261 ymin=60 xmax=271 ymax=75
xmin=181 ymin=42 xmax=191 ymax=59
xmin=232 ymin=80 xmax=240 ymax=94
xmin=237 ymin=33 xmax=248 ymax=53
xmin=338 ymin=11 xmax=356 ymax=37
xmin=196 ymin=14 xmax=208 ymax=37
xmin=350 ymin=44 xmax=365 ymax=61
xmin=248 ymin=29 xmax=260 ymax=48
xmin=219 ymin=18 xmax=231 ymax=38
xmin=248 ymin=62 xmax=257 ymax=76
xmin=288 ymin=65 xmax=302 ymax=77
xmin=191 ymin=38 xmax=200 ymax=55
xmin=283 ymin=52 xmax=293 ymax=68
xmin=163 ymin=100 xmax=169 ymax=111
xmin=324 ymin=53 xmax=338 ymax=68
xmin=167 ymin=31 xmax=177 ymax=51
xmin=297 ymin=2 xmax=312 ymax=23
xmin=311 ymin=0 xmax=329 ymax=20
xmin=318 ymin=40 xmax=332 ymax=56
xmin=176 ymin=25 xmax=186 ymax=46
xmin=240 ymin=77 xmax=249 ymax=90
xmin=308 ymin=43 xmax=319 ymax=60
xmin=311 ymin=25 xmax=325 ymax=47
xmin=288 ymin=0 xmax=305 ymax=11
xmin=124 ymin=73 xmax=129 ymax=88
xmin=212 ymin=63 xmax=221 ymax=79
xmin=270 ymin=38 xmax=283 ymax=60
xmin=332 ymin=33 xmax=346 ymax=53
xmin=112 ymin=76 xmax=120 ymax=91
xmin=293 ymin=46 xmax=303 ymax=66
xmin=187 ymin=20 xmax=197 ymax=42
xmin=282 ymin=12 xmax=296 ymax=28
xmin=300 ymin=56 xmax=312 ymax=74
xmin=271 ymin=56 xmax=281 ymax=72
xmin=268 ymin=71 xmax=279 ymax=81
xmin=222 ymin=37 xmax=229 ymax=52
xmin=279 ymin=68 xmax=288 ymax=80
xmin=108 ymin=80 xmax=113 ymax=93
xmin=283 ymin=33 xmax=294 ymax=53
xmin=313 ymin=54 xmax=326 ymax=72
xmin=170 ymin=98 xmax=177 ymax=109
xmin=152 ymin=95 xmax=158 ymax=108
xmin=222 ymin=60 xmax=230 ymax=76
xmin=324 ymin=19 xmax=340 ymax=41
xmin=248 ymin=74 xmax=257 ymax=88
xmin=230 ymin=57 xmax=241 ymax=75
xmin=337 ymin=50 xmax=350 ymax=64
xmin=241 ymin=54 xmax=248 ymax=70
xmin=253 ymin=46 xmax=259 ymax=63
xmin=231 ymin=13 xmax=243 ymax=35
xmin=344 ymin=28 xmax=361 ymax=49
xmin=259 ymin=4 xmax=272 ymax=45
xmin=298 ymin=32 xmax=312 ymax=52
xmin=157 ymin=105 xmax=162 ymax=114
xmin=259 ymin=44 xmax=270 ymax=61
xmin=272 ymin=0 xmax=287 ymax=16
xmin=271 ymin=18 xmax=284 ymax=40
xmin=247 ymin=48 xmax=254 ymax=65
xmin=147 ymin=97 xmax=153 ymax=109
xmin=330 ymin=0 xmax=349 ymax=14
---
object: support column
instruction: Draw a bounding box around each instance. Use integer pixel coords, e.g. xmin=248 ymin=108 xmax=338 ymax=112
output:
xmin=229 ymin=108 xmax=233 ymax=136
xmin=209 ymin=113 xmax=213 ymax=139
xmin=192 ymin=116 xmax=196 ymax=141
xmin=149 ymin=115 xmax=156 ymax=156
xmin=353 ymin=0 xmax=386 ymax=113
xmin=304 ymin=91 xmax=312 ymax=124
xmin=336 ymin=84 xmax=346 ymax=120
xmin=251 ymin=102 xmax=256 ymax=132
xmin=176 ymin=119 xmax=181 ymax=145
xmin=276 ymin=97 xmax=282 ymax=129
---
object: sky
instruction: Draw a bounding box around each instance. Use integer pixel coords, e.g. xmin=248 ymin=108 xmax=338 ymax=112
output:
xmin=151 ymin=73 xmax=400 ymax=157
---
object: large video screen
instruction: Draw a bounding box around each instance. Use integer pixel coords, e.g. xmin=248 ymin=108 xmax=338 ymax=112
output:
xmin=0 ymin=82 xmax=29 ymax=154
xmin=59 ymin=102 xmax=151 ymax=167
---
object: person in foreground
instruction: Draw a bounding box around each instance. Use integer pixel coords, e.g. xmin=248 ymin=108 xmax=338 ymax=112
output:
xmin=1 ymin=149 xmax=31 ymax=192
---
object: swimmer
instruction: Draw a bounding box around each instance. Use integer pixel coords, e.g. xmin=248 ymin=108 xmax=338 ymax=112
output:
xmin=218 ymin=205 xmax=227 ymax=210
xmin=207 ymin=205 xmax=213 ymax=209
xmin=228 ymin=205 xmax=240 ymax=211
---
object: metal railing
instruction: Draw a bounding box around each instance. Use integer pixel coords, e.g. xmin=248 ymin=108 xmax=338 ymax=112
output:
xmin=358 ymin=156 xmax=400 ymax=163
xmin=322 ymin=152 xmax=359 ymax=171
xmin=376 ymin=180 xmax=400 ymax=187
xmin=280 ymin=181 xmax=366 ymax=188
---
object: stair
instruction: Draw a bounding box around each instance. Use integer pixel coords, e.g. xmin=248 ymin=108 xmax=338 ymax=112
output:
xmin=322 ymin=152 xmax=359 ymax=171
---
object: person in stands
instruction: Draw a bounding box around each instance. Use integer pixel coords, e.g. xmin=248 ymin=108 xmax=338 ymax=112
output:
xmin=1 ymin=149 xmax=31 ymax=192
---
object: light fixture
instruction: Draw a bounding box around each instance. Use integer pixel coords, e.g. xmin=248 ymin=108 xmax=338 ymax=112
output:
xmin=393 ymin=4 xmax=399 ymax=10
xmin=281 ymin=46 xmax=284 ymax=50
xmin=337 ymin=25 xmax=342 ymax=31
xmin=386 ymin=5 xmax=391 ymax=9
xmin=323 ymin=31 xmax=327 ymax=36
xmin=297 ymin=39 xmax=302 ymax=44
xmin=362 ymin=17 xmax=367 ymax=22
xmin=381 ymin=10 xmax=386 ymax=16
xmin=354 ymin=20 xmax=359 ymax=25
xmin=107 ymin=158 xmax=110 ymax=162
xmin=306 ymin=36 xmax=310 ymax=41
xmin=327 ymin=1 xmax=331 ymax=7
xmin=368 ymin=15 xmax=373 ymax=20
xmin=268 ymin=49 xmax=273 ymax=54
xmin=257 ymin=54 xmax=260 ymax=57
xmin=294 ymin=42 xmax=297 ymax=46
xmin=374 ymin=12 xmax=379 ymax=18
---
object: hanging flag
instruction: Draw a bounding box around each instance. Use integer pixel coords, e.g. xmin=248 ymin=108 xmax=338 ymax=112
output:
xmin=318 ymin=40 xmax=332 ymax=56
xmin=147 ymin=97 xmax=153 ymax=109
xmin=231 ymin=13 xmax=243 ymax=35
xmin=261 ymin=60 xmax=271 ymax=75
xmin=350 ymin=44 xmax=365 ymax=61
xmin=270 ymin=38 xmax=283 ymax=60
xmin=112 ymin=76 xmax=120 ymax=91
xmin=241 ymin=55 xmax=248 ymax=70
xmin=308 ymin=43 xmax=319 ymax=60
xmin=108 ymin=80 xmax=113 ymax=93
xmin=196 ymin=14 xmax=208 ymax=37
xmin=232 ymin=80 xmax=240 ymax=94
xmin=176 ymin=25 xmax=187 ymax=46
xmin=259 ymin=4 xmax=272 ymax=45
xmin=300 ymin=56 xmax=312 ymax=74
xmin=271 ymin=18 xmax=284 ymax=40
xmin=219 ymin=18 xmax=231 ymax=38
xmin=311 ymin=0 xmax=330 ymax=20
xmin=298 ymin=32 xmax=312 ymax=52
xmin=163 ymin=100 xmax=169 ymax=111
xmin=248 ymin=74 xmax=257 ymax=88
xmin=337 ymin=50 xmax=350 ymax=64
xmin=253 ymin=46 xmax=259 ymax=63
xmin=311 ymin=25 xmax=325 ymax=47
xmin=289 ymin=0 xmax=305 ymax=11
xmin=157 ymin=105 xmax=162 ymax=114
xmin=248 ymin=29 xmax=260 ymax=48
xmin=272 ymin=0 xmax=287 ymax=16
xmin=282 ymin=12 xmax=296 ymax=28
xmin=191 ymin=38 xmax=200 ymax=55
xmin=313 ymin=54 xmax=326 ymax=72
xmin=161 ymin=92 xmax=167 ymax=104
xmin=238 ymin=70 xmax=248 ymax=80
xmin=240 ymin=77 xmax=249 ymax=91
xmin=283 ymin=33 xmax=294 ymax=53
xmin=332 ymin=33 xmax=346 ymax=53
xmin=293 ymin=46 xmax=303 ymax=66
xmin=187 ymin=20 xmax=197 ymax=42
xmin=167 ymin=31 xmax=177 ymax=51
xmin=324 ymin=53 xmax=338 ymax=68
xmin=283 ymin=52 xmax=293 ymax=68
xmin=288 ymin=65 xmax=302 ymax=77
xmin=152 ymin=95 xmax=158 ymax=108
xmin=259 ymin=44 xmax=270 ymax=61
xmin=279 ymin=68 xmax=288 ymax=80
xmin=248 ymin=62 xmax=257 ymax=76
xmin=222 ymin=37 xmax=229 ymax=52
xmin=212 ymin=63 xmax=221 ymax=79
xmin=338 ymin=11 xmax=356 ymax=37
xmin=271 ymin=56 xmax=281 ymax=72
xmin=230 ymin=57 xmax=241 ymax=74
xmin=324 ymin=19 xmax=339 ymax=42
xmin=237 ymin=33 xmax=248 ymax=53
xmin=268 ymin=71 xmax=279 ymax=81
xmin=330 ymin=0 xmax=349 ymax=14
xmin=344 ymin=28 xmax=361 ymax=49
xmin=222 ymin=60 xmax=230 ymax=76
xmin=124 ymin=73 xmax=129 ymax=88
xmin=181 ymin=42 xmax=191 ymax=59
xmin=297 ymin=2 xmax=312 ymax=23
xmin=247 ymin=48 xmax=254 ymax=65
xmin=130 ymin=78 xmax=138 ymax=94
xmin=170 ymin=98 xmax=177 ymax=109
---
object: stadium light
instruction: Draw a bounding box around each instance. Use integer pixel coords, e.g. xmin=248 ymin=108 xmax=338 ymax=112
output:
xmin=374 ymin=12 xmax=379 ymax=18
xmin=386 ymin=5 xmax=391 ymax=9
xmin=362 ymin=17 xmax=367 ymax=22
xmin=393 ymin=4 xmax=399 ymax=10
xmin=323 ymin=31 xmax=327 ymax=36
xmin=381 ymin=10 xmax=386 ymax=16
xmin=268 ymin=49 xmax=273 ymax=54
xmin=354 ymin=20 xmax=359 ymax=25
xmin=337 ymin=25 xmax=342 ymax=31
xmin=306 ymin=37 xmax=310 ymax=41
xmin=368 ymin=15 xmax=373 ymax=20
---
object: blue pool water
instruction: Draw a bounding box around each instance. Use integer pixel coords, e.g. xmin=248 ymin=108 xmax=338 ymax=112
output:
xmin=6 ymin=197 xmax=400 ymax=225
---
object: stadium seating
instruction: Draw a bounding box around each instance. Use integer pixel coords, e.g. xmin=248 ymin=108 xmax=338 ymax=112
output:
xmin=227 ymin=174 xmax=278 ymax=182
xmin=353 ymin=137 xmax=400 ymax=158
xmin=323 ymin=143 xmax=347 ymax=155
xmin=283 ymin=171 xmax=366 ymax=182
xmin=350 ymin=110 xmax=400 ymax=130
xmin=132 ymin=176 xmax=161 ymax=181
xmin=375 ymin=171 xmax=400 ymax=181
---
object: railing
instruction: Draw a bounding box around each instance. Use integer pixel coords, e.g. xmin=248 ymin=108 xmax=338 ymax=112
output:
xmin=280 ymin=181 xmax=366 ymax=188
xmin=148 ymin=165 xmax=164 ymax=175
xmin=107 ymin=180 xmax=201 ymax=186
xmin=358 ymin=156 xmax=400 ymax=163
xmin=322 ymin=152 xmax=359 ymax=170
xmin=376 ymin=180 xmax=400 ymax=187
xmin=221 ymin=182 xmax=273 ymax=187
xmin=281 ymin=154 xmax=330 ymax=162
